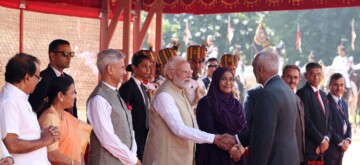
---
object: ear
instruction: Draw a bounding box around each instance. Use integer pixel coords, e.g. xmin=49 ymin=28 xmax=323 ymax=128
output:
xmin=303 ymin=72 xmax=307 ymax=79
xmin=131 ymin=65 xmax=136 ymax=72
xmin=58 ymin=92 xmax=64 ymax=102
xmin=258 ymin=66 xmax=263 ymax=73
xmin=24 ymin=73 xmax=31 ymax=83
xmin=106 ymin=64 xmax=113 ymax=75
xmin=49 ymin=52 xmax=55 ymax=60
xmin=167 ymin=69 xmax=173 ymax=80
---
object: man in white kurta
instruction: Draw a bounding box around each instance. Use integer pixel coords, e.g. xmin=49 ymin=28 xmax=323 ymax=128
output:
xmin=143 ymin=57 xmax=235 ymax=165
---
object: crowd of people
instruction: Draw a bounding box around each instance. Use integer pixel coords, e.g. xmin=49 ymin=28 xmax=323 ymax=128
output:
xmin=0 ymin=38 xmax=353 ymax=165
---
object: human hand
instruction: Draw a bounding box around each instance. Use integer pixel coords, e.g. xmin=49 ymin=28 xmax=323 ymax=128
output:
xmin=229 ymin=144 xmax=245 ymax=162
xmin=213 ymin=134 xmax=236 ymax=151
xmin=0 ymin=157 xmax=14 ymax=165
xmin=341 ymin=140 xmax=350 ymax=152
xmin=319 ymin=140 xmax=329 ymax=153
xmin=315 ymin=146 xmax=320 ymax=155
xmin=41 ymin=125 xmax=60 ymax=145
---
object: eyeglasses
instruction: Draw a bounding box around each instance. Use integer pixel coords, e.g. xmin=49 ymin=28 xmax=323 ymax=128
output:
xmin=207 ymin=65 xmax=218 ymax=69
xmin=33 ymin=74 xmax=42 ymax=82
xmin=53 ymin=51 xmax=75 ymax=57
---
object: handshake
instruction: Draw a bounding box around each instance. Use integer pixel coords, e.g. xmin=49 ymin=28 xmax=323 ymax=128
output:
xmin=213 ymin=134 xmax=246 ymax=161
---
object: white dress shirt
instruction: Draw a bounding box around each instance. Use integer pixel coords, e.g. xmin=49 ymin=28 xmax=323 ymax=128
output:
xmin=132 ymin=77 xmax=148 ymax=106
xmin=87 ymin=82 xmax=138 ymax=165
xmin=0 ymin=83 xmax=50 ymax=165
xmin=153 ymin=92 xmax=215 ymax=144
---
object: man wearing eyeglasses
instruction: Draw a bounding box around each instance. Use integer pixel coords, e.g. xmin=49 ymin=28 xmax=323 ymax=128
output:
xmin=202 ymin=58 xmax=218 ymax=89
xmin=29 ymin=39 xmax=77 ymax=118
xmin=297 ymin=62 xmax=331 ymax=164
xmin=0 ymin=53 xmax=60 ymax=165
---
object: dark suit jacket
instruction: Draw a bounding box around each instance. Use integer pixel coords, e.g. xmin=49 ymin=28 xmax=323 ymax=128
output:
xmin=295 ymin=95 xmax=306 ymax=163
xmin=119 ymin=77 xmax=149 ymax=160
xmin=238 ymin=85 xmax=262 ymax=147
xmin=324 ymin=94 xmax=351 ymax=165
xmin=202 ymin=76 xmax=211 ymax=89
xmin=29 ymin=65 xmax=77 ymax=118
xmin=296 ymin=83 xmax=331 ymax=161
xmin=249 ymin=76 xmax=299 ymax=165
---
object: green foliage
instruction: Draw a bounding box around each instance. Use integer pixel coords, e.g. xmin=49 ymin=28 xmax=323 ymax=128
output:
xmin=150 ymin=7 xmax=360 ymax=66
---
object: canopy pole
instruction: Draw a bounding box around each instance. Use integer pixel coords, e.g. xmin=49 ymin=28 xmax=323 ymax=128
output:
xmin=155 ymin=1 xmax=163 ymax=51
xmin=99 ymin=0 xmax=109 ymax=51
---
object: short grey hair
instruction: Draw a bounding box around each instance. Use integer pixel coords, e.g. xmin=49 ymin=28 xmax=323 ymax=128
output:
xmin=164 ymin=56 xmax=187 ymax=78
xmin=255 ymin=50 xmax=279 ymax=74
xmin=97 ymin=49 xmax=125 ymax=73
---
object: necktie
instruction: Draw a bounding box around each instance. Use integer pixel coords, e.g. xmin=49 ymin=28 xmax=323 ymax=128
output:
xmin=337 ymin=99 xmax=348 ymax=135
xmin=337 ymin=99 xmax=345 ymax=116
xmin=140 ymin=83 xmax=150 ymax=129
xmin=315 ymin=91 xmax=325 ymax=115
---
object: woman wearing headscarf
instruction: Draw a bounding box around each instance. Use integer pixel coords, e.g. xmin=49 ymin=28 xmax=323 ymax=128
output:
xmin=39 ymin=77 xmax=91 ymax=165
xmin=196 ymin=67 xmax=247 ymax=165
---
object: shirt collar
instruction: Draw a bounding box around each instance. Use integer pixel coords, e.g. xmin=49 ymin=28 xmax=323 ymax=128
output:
xmin=330 ymin=93 xmax=341 ymax=103
xmin=310 ymin=85 xmax=320 ymax=92
xmin=132 ymin=76 xmax=142 ymax=86
xmin=4 ymin=82 xmax=29 ymax=100
xmin=50 ymin=65 xmax=63 ymax=77
xmin=101 ymin=81 xmax=117 ymax=91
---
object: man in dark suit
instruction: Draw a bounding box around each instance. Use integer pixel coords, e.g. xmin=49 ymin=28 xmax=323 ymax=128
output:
xmin=325 ymin=73 xmax=351 ymax=165
xmin=237 ymin=85 xmax=262 ymax=147
xmin=29 ymin=39 xmax=77 ymax=118
xmin=249 ymin=50 xmax=299 ymax=165
xmin=119 ymin=53 xmax=152 ymax=161
xmin=202 ymin=57 xmax=218 ymax=89
xmin=297 ymin=62 xmax=331 ymax=162
xmin=282 ymin=65 xmax=306 ymax=165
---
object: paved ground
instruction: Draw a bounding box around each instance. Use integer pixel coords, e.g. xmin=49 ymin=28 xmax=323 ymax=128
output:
xmin=343 ymin=127 xmax=360 ymax=165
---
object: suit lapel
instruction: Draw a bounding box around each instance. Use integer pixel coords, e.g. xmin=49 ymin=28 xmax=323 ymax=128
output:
xmin=328 ymin=95 xmax=344 ymax=124
xmin=129 ymin=78 xmax=146 ymax=109
xmin=46 ymin=65 xmax=58 ymax=78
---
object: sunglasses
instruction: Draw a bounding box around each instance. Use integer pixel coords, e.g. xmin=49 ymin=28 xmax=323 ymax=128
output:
xmin=207 ymin=65 xmax=218 ymax=69
xmin=53 ymin=51 xmax=75 ymax=57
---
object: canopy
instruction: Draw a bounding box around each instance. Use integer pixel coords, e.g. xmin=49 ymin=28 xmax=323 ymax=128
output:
xmin=2 ymin=0 xmax=360 ymax=18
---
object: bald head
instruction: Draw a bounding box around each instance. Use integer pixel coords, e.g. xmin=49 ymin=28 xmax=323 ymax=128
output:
xmin=252 ymin=50 xmax=279 ymax=85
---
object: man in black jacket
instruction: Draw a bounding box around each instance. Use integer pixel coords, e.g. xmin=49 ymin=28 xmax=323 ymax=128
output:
xmin=325 ymin=73 xmax=351 ymax=165
xmin=29 ymin=39 xmax=77 ymax=118
xmin=297 ymin=62 xmax=331 ymax=162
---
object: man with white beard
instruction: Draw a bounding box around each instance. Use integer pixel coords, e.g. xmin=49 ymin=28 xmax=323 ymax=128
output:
xmin=143 ymin=56 xmax=235 ymax=165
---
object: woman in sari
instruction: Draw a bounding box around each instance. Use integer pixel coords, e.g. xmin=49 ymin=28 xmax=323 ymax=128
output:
xmin=196 ymin=67 xmax=247 ymax=165
xmin=39 ymin=77 xmax=89 ymax=165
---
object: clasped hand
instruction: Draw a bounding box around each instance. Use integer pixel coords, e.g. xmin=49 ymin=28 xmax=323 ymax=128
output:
xmin=213 ymin=134 xmax=245 ymax=161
